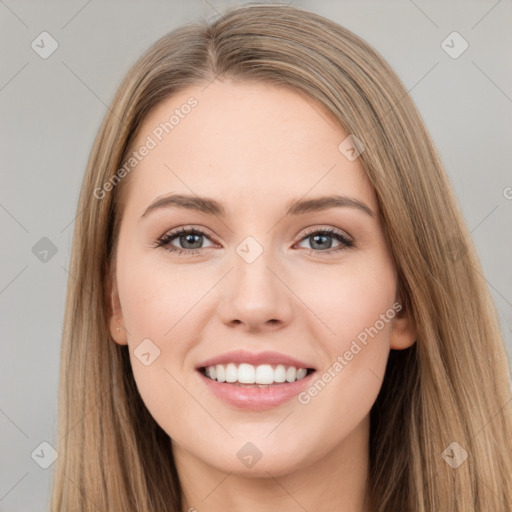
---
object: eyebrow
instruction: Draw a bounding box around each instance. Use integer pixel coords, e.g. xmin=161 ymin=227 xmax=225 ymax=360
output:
xmin=140 ymin=193 xmax=375 ymax=219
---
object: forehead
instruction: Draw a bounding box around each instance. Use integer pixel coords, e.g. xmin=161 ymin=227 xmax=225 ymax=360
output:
xmin=124 ymin=79 xmax=376 ymax=216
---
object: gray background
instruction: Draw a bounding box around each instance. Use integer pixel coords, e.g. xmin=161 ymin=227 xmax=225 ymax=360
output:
xmin=1 ymin=1 xmax=511 ymax=510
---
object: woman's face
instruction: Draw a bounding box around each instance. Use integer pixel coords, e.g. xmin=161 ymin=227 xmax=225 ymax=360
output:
xmin=109 ymin=79 xmax=415 ymax=477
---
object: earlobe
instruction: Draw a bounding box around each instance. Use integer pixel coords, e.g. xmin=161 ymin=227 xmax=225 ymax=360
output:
xmin=109 ymin=315 xmax=128 ymax=346
xmin=107 ymin=270 xmax=128 ymax=346
xmin=389 ymin=302 xmax=417 ymax=350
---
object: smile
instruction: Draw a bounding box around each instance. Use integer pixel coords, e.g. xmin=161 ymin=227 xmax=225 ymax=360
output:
xmin=195 ymin=350 xmax=317 ymax=410
xmin=201 ymin=363 xmax=312 ymax=386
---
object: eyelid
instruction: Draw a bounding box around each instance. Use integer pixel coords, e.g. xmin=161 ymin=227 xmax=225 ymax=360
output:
xmin=153 ymin=225 xmax=220 ymax=249
xmin=299 ymin=225 xmax=353 ymax=242
xmin=293 ymin=226 xmax=355 ymax=256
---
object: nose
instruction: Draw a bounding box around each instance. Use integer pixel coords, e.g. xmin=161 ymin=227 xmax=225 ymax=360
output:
xmin=217 ymin=248 xmax=294 ymax=333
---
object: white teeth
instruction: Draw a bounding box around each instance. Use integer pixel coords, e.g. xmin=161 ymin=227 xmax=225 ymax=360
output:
xmin=204 ymin=363 xmax=310 ymax=384
xmin=285 ymin=366 xmax=296 ymax=383
xmin=274 ymin=364 xmax=286 ymax=383
xmin=205 ymin=366 xmax=217 ymax=380
xmin=215 ymin=364 xmax=226 ymax=382
xmin=238 ymin=363 xmax=255 ymax=384
xmin=225 ymin=363 xmax=238 ymax=383
xmin=296 ymin=368 xmax=307 ymax=380
xmin=255 ymin=364 xmax=274 ymax=384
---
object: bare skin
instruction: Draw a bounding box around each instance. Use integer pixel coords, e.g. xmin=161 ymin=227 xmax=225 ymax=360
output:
xmin=108 ymin=79 xmax=416 ymax=512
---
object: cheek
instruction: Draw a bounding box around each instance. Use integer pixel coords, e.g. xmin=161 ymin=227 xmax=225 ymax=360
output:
xmin=301 ymin=261 xmax=396 ymax=410
xmin=116 ymin=254 xmax=218 ymax=418
xmin=117 ymin=253 xmax=208 ymax=341
xmin=303 ymin=258 xmax=396 ymax=352
xmin=294 ymin=258 xmax=396 ymax=413
xmin=118 ymin=261 xmax=205 ymax=435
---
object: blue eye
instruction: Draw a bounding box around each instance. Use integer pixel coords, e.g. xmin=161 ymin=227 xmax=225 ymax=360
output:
xmin=154 ymin=226 xmax=354 ymax=257
xmin=296 ymin=227 xmax=354 ymax=256
xmin=154 ymin=227 xmax=216 ymax=255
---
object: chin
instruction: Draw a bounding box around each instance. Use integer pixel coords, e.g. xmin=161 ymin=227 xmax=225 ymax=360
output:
xmin=197 ymin=441 xmax=316 ymax=478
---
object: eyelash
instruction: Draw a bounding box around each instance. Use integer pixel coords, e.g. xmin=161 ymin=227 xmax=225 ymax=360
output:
xmin=153 ymin=225 xmax=355 ymax=258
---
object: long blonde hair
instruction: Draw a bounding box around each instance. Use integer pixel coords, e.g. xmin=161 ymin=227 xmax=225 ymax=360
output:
xmin=51 ymin=3 xmax=512 ymax=511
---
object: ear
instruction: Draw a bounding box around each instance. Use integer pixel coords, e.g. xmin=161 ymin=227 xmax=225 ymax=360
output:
xmin=389 ymin=299 xmax=416 ymax=350
xmin=106 ymin=268 xmax=128 ymax=346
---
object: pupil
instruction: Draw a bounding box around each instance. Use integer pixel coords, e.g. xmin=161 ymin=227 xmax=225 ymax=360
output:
xmin=312 ymin=234 xmax=331 ymax=250
xmin=182 ymin=233 xmax=201 ymax=249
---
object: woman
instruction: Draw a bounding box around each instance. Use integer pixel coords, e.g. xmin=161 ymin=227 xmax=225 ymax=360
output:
xmin=50 ymin=3 xmax=512 ymax=511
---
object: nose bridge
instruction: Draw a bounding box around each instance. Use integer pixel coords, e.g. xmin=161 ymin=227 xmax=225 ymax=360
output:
xmin=233 ymin=235 xmax=281 ymax=304
xmin=218 ymin=234 xmax=292 ymax=329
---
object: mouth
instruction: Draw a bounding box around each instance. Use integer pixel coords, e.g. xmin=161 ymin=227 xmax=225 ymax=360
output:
xmin=196 ymin=352 xmax=317 ymax=410
xmin=199 ymin=363 xmax=315 ymax=387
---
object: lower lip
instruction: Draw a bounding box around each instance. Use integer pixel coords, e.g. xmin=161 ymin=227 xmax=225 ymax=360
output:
xmin=198 ymin=370 xmax=316 ymax=410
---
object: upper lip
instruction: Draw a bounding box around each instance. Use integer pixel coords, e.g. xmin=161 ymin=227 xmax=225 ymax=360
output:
xmin=195 ymin=349 xmax=315 ymax=370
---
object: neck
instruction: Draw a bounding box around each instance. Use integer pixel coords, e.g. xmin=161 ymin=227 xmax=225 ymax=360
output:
xmin=173 ymin=415 xmax=371 ymax=512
